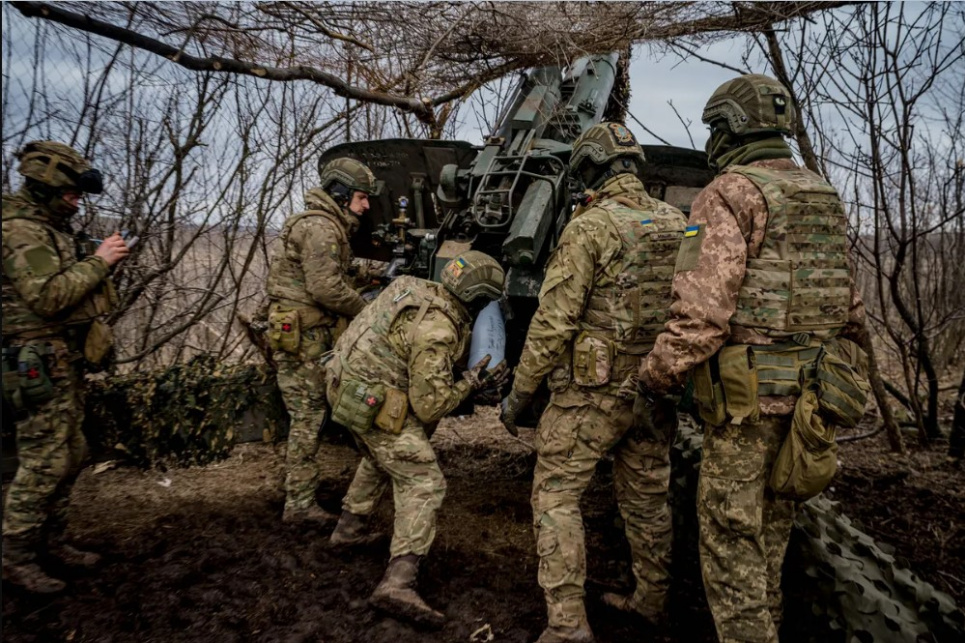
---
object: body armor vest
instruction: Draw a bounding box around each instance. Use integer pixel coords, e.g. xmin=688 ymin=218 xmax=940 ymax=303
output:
xmin=2 ymin=195 xmax=114 ymax=340
xmin=726 ymin=165 xmax=851 ymax=338
xmin=573 ymin=197 xmax=686 ymax=392
xmin=581 ymin=198 xmax=686 ymax=352
xmin=266 ymin=209 xmax=351 ymax=323
xmin=332 ymin=276 xmax=469 ymax=392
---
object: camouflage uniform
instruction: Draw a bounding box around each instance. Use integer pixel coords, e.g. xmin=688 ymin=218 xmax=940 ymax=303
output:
xmin=2 ymin=142 xmax=115 ymax=585
xmin=640 ymin=75 xmax=866 ymax=643
xmin=266 ymin=186 xmax=368 ymax=513
xmin=513 ymin=170 xmax=686 ymax=634
xmin=327 ymin=276 xmax=474 ymax=557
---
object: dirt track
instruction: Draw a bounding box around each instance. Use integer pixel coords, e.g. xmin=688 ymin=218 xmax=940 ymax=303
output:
xmin=2 ymin=410 xmax=962 ymax=642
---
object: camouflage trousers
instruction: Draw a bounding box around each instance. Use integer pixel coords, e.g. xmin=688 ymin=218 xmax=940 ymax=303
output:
xmin=2 ymin=366 xmax=87 ymax=564
xmin=698 ymin=414 xmax=796 ymax=643
xmin=341 ymin=417 xmax=445 ymax=558
xmin=276 ymin=327 xmax=332 ymax=511
xmin=532 ymin=386 xmax=676 ymax=629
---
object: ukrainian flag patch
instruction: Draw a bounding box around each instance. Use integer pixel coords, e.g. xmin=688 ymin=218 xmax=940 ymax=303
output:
xmin=684 ymin=225 xmax=700 ymax=238
xmin=639 ymin=219 xmax=653 ymax=226
xmin=455 ymin=258 xmax=467 ymax=268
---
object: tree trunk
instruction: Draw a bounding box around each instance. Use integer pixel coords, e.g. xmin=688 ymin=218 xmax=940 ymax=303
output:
xmin=949 ymin=366 xmax=965 ymax=460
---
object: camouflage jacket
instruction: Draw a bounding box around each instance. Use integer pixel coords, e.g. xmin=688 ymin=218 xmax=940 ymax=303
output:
xmin=641 ymin=158 xmax=866 ymax=413
xmin=513 ymin=174 xmax=686 ymax=397
xmin=332 ymin=276 xmax=473 ymax=424
xmin=2 ymin=188 xmax=111 ymax=341
xmin=266 ymin=189 xmax=366 ymax=328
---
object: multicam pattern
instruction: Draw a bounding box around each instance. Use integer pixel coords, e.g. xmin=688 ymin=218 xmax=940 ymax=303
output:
xmin=332 ymin=278 xmax=473 ymax=558
xmin=513 ymin=173 xmax=684 ymax=631
xmin=2 ymin=188 xmax=109 ymax=565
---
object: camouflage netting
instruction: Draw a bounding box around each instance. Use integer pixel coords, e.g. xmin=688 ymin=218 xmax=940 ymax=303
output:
xmin=670 ymin=419 xmax=964 ymax=643
xmin=83 ymin=356 xmax=288 ymax=467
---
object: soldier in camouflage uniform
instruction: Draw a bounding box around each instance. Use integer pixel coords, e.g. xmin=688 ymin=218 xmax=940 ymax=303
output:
xmin=326 ymin=251 xmax=508 ymax=626
xmin=638 ymin=75 xmax=867 ymax=643
xmin=2 ymin=141 xmax=129 ymax=593
xmin=266 ymin=157 xmax=379 ymax=524
xmin=501 ymin=123 xmax=687 ymax=643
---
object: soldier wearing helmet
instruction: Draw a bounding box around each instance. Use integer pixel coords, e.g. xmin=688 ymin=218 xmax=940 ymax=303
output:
xmin=2 ymin=141 xmax=129 ymax=593
xmin=501 ymin=122 xmax=687 ymax=642
xmin=639 ymin=74 xmax=867 ymax=642
xmin=325 ymin=252 xmax=509 ymax=626
xmin=265 ymin=156 xmax=380 ymax=525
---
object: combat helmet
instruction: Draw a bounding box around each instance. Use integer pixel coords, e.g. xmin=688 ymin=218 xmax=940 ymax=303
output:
xmin=440 ymin=250 xmax=505 ymax=304
xmin=318 ymin=157 xmax=378 ymax=201
xmin=570 ymin=122 xmax=646 ymax=190
xmin=17 ymin=140 xmax=103 ymax=194
xmin=701 ymin=74 xmax=796 ymax=137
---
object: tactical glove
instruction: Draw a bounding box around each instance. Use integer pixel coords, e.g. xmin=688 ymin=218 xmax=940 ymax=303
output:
xmin=463 ymin=355 xmax=510 ymax=392
xmin=500 ymin=388 xmax=534 ymax=437
xmin=633 ymin=379 xmax=680 ymax=443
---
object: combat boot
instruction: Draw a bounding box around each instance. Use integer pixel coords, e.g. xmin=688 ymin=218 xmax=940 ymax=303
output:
xmin=369 ymin=554 xmax=444 ymax=627
xmin=536 ymin=623 xmax=595 ymax=643
xmin=282 ymin=504 xmax=338 ymax=525
xmin=329 ymin=511 xmax=382 ymax=547
xmin=601 ymin=591 xmax=666 ymax=628
xmin=52 ymin=544 xmax=102 ymax=568
xmin=2 ymin=558 xmax=66 ymax=594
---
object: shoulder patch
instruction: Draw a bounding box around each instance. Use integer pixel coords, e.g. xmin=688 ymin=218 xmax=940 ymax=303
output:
xmin=675 ymin=224 xmax=705 ymax=273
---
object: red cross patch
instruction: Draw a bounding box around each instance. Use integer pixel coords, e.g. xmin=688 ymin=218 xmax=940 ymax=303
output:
xmin=26 ymin=367 xmax=40 ymax=380
xmin=365 ymin=395 xmax=379 ymax=407
xmin=281 ymin=323 xmax=292 ymax=332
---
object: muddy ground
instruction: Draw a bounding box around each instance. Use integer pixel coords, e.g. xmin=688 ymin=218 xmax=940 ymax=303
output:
xmin=3 ymin=409 xmax=962 ymax=643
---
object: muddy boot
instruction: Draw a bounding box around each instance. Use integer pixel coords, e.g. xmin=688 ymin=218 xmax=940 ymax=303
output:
xmin=369 ymin=554 xmax=444 ymax=627
xmin=329 ymin=511 xmax=382 ymax=547
xmin=536 ymin=623 xmax=595 ymax=643
xmin=2 ymin=558 xmax=66 ymax=594
xmin=601 ymin=592 xmax=665 ymax=628
xmin=52 ymin=544 xmax=102 ymax=568
xmin=282 ymin=504 xmax=338 ymax=525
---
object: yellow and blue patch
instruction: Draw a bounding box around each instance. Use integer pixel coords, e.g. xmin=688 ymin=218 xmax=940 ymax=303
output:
xmin=684 ymin=225 xmax=700 ymax=238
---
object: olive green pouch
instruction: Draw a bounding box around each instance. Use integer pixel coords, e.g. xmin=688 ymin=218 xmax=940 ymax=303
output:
xmin=17 ymin=345 xmax=55 ymax=406
xmin=375 ymin=387 xmax=408 ymax=434
xmin=572 ymin=332 xmax=612 ymax=387
xmin=2 ymin=354 xmax=24 ymax=410
xmin=267 ymin=307 xmax=301 ymax=354
xmin=331 ymin=379 xmax=384 ymax=433
xmin=771 ymin=389 xmax=838 ymax=500
xmin=815 ymin=348 xmax=870 ymax=428
xmin=692 ymin=359 xmax=726 ymax=426
xmin=717 ymin=345 xmax=760 ymax=425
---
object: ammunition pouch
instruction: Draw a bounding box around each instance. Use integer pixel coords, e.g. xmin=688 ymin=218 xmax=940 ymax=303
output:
xmin=267 ymin=306 xmax=301 ymax=354
xmin=693 ymin=345 xmax=760 ymax=426
xmin=374 ymin=387 xmax=409 ymax=434
xmin=771 ymin=389 xmax=838 ymax=500
xmin=815 ymin=348 xmax=870 ymax=428
xmin=572 ymin=332 xmax=612 ymax=387
xmin=83 ymin=319 xmax=114 ymax=368
xmin=330 ymin=379 xmax=385 ymax=434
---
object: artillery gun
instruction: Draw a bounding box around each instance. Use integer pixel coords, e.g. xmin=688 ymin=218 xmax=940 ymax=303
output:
xmin=318 ymin=53 xmax=712 ymax=408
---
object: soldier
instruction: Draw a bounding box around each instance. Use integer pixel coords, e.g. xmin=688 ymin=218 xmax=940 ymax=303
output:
xmin=501 ymin=123 xmax=687 ymax=643
xmin=326 ymin=251 xmax=509 ymax=626
xmin=637 ymin=75 xmax=867 ymax=643
xmin=2 ymin=141 xmax=129 ymax=593
xmin=266 ymin=157 xmax=377 ymax=525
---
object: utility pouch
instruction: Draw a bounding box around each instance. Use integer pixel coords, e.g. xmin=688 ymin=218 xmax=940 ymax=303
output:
xmin=331 ymin=379 xmax=384 ymax=433
xmin=717 ymin=345 xmax=760 ymax=425
xmin=375 ymin=387 xmax=409 ymax=434
xmin=692 ymin=359 xmax=726 ymax=426
xmin=771 ymin=389 xmax=838 ymax=500
xmin=17 ymin=345 xmax=55 ymax=406
xmin=572 ymin=332 xmax=612 ymax=387
xmin=84 ymin=319 xmax=115 ymax=368
xmin=815 ymin=348 xmax=870 ymax=428
xmin=267 ymin=307 xmax=301 ymax=354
